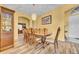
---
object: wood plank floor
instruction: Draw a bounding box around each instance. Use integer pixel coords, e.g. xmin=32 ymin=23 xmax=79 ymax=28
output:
xmin=0 ymin=34 xmax=79 ymax=54
xmin=0 ymin=40 xmax=79 ymax=54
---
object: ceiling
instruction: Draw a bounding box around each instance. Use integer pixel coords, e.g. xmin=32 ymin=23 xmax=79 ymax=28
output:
xmin=3 ymin=4 xmax=62 ymax=16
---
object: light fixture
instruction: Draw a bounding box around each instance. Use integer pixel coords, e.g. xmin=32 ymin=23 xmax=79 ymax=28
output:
xmin=31 ymin=4 xmax=37 ymax=21
xmin=32 ymin=13 xmax=37 ymax=21
xmin=30 ymin=4 xmax=37 ymax=28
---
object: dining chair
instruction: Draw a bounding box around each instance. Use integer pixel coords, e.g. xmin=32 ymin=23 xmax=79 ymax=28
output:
xmin=54 ymin=27 xmax=60 ymax=53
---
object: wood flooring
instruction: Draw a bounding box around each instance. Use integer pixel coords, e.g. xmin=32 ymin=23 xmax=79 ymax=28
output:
xmin=0 ymin=40 xmax=79 ymax=54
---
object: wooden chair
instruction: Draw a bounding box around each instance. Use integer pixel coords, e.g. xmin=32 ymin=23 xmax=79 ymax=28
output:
xmin=41 ymin=28 xmax=48 ymax=44
xmin=43 ymin=28 xmax=48 ymax=35
xmin=23 ymin=28 xmax=29 ymax=43
xmin=38 ymin=28 xmax=41 ymax=34
xmin=54 ymin=27 xmax=60 ymax=53
xmin=28 ymin=28 xmax=37 ymax=45
xmin=23 ymin=28 xmax=27 ymax=42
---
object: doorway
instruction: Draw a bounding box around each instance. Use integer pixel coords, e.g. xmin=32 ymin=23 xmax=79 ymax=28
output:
xmin=18 ymin=23 xmax=26 ymax=34
xmin=18 ymin=23 xmax=26 ymax=45
xmin=17 ymin=17 xmax=29 ymax=45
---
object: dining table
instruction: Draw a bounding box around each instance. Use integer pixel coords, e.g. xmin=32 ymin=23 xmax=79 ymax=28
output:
xmin=34 ymin=33 xmax=52 ymax=48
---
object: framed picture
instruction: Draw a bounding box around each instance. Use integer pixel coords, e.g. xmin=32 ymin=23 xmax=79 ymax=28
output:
xmin=42 ymin=15 xmax=52 ymax=25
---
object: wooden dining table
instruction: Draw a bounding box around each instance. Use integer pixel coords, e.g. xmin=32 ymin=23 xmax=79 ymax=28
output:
xmin=34 ymin=33 xmax=52 ymax=48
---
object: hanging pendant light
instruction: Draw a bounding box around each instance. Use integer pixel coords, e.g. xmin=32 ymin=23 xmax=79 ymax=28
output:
xmin=31 ymin=4 xmax=37 ymax=21
xmin=32 ymin=13 xmax=37 ymax=21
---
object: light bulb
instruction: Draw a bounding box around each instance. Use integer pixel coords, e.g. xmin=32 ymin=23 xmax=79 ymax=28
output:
xmin=32 ymin=13 xmax=37 ymax=21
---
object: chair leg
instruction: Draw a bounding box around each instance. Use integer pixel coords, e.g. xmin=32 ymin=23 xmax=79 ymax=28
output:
xmin=54 ymin=41 xmax=58 ymax=53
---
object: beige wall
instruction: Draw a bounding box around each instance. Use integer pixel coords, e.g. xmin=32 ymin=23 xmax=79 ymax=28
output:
xmin=36 ymin=4 xmax=79 ymax=41
xmin=36 ymin=6 xmax=64 ymax=41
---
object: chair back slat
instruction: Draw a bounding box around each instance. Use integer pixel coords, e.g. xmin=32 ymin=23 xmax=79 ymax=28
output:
xmin=54 ymin=27 xmax=60 ymax=42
